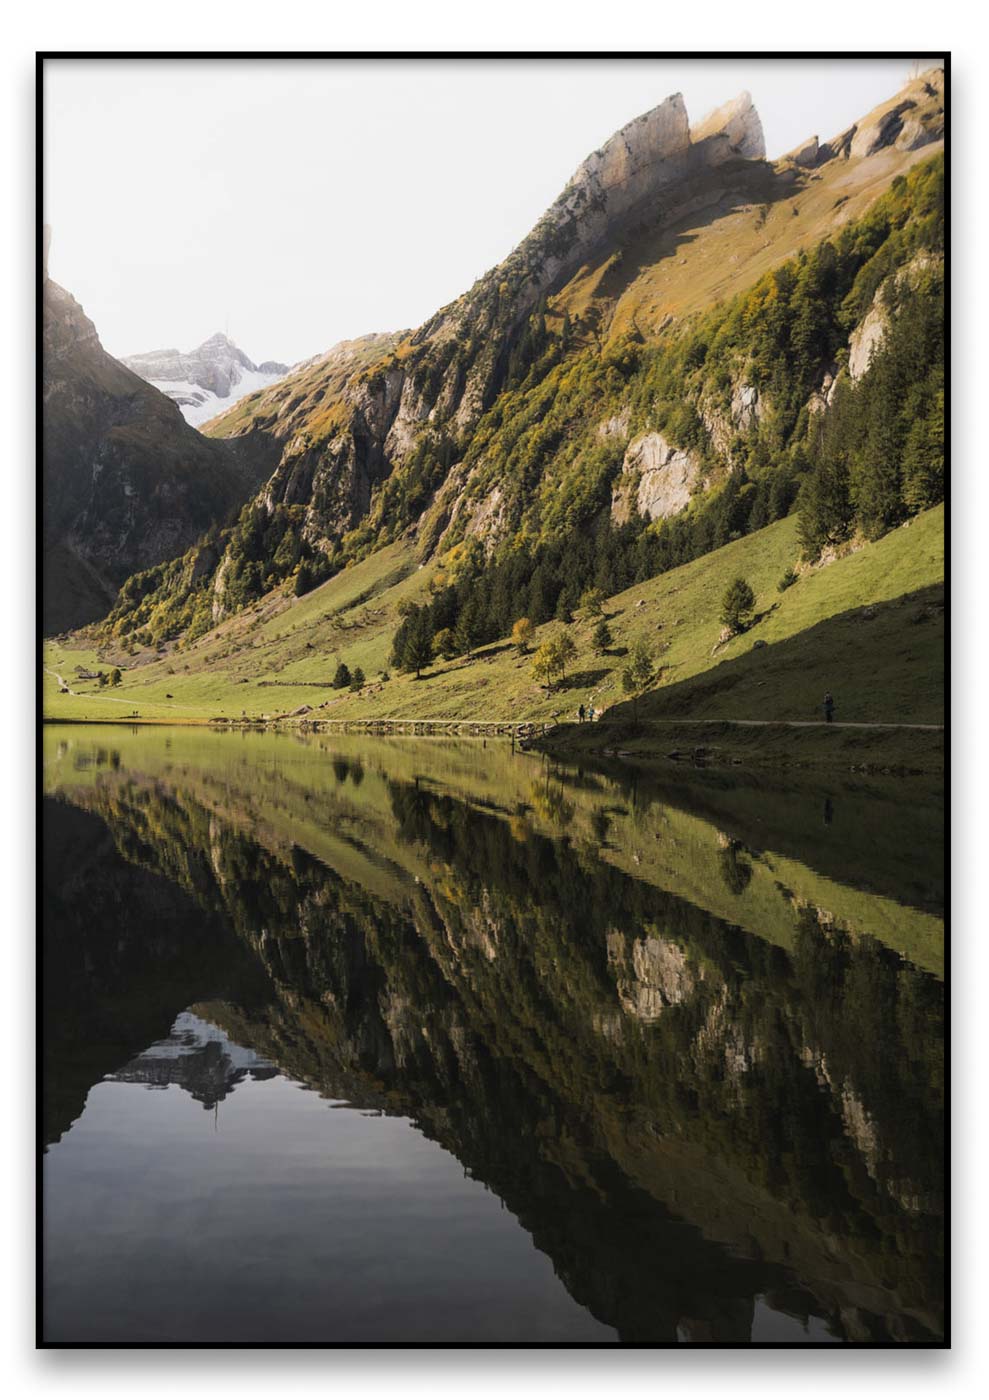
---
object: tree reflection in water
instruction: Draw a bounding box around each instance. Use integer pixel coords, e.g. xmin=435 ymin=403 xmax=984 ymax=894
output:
xmin=42 ymin=730 xmax=944 ymax=1345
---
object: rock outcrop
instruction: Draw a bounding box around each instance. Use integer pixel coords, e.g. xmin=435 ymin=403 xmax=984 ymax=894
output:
xmin=849 ymin=69 xmax=945 ymax=159
xmin=848 ymin=298 xmax=888 ymax=380
xmin=848 ymin=249 xmax=942 ymax=381
xmin=730 ymin=382 xmax=762 ymax=431
xmin=691 ymin=91 xmax=766 ymax=161
xmin=784 ymin=134 xmax=819 ymax=167
xmin=780 ymin=69 xmax=943 ymax=171
xmin=611 ymin=431 xmax=702 ymax=524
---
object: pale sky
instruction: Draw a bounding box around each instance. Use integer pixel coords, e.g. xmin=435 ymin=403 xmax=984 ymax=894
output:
xmin=43 ymin=57 xmax=940 ymax=367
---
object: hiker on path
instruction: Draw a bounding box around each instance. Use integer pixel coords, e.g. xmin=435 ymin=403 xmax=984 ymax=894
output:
xmin=823 ymin=692 xmax=835 ymax=724
xmin=587 ymin=704 xmax=595 ymax=722
xmin=578 ymin=703 xmax=585 ymax=723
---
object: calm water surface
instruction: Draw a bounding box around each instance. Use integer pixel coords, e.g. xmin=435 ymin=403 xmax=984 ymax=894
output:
xmin=42 ymin=726 xmax=944 ymax=1345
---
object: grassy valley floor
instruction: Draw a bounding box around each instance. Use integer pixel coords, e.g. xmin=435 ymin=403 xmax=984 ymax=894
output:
xmin=44 ymin=505 xmax=943 ymax=771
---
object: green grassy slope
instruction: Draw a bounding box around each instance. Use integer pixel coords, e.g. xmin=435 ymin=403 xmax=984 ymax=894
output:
xmin=43 ymin=503 xmax=943 ymax=735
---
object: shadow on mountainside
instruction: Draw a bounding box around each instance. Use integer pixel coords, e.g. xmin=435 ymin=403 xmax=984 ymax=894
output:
xmin=557 ymin=157 xmax=808 ymax=339
xmin=621 ymin=584 xmax=944 ymax=727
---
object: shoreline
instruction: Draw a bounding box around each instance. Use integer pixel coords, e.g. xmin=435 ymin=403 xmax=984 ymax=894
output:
xmin=42 ymin=712 xmax=945 ymax=775
xmin=530 ymin=718 xmax=945 ymax=776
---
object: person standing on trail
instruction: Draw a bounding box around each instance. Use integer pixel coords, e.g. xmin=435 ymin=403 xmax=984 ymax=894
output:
xmin=578 ymin=704 xmax=585 ymax=724
xmin=823 ymin=692 xmax=835 ymax=724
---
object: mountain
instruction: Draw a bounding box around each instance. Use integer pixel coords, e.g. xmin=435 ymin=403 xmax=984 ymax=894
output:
xmin=65 ymin=71 xmax=943 ymax=720
xmin=42 ymin=231 xmax=280 ymax=633
xmin=121 ymin=333 xmax=288 ymax=428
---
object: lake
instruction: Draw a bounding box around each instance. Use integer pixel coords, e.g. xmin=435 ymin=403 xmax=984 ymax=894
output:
xmin=41 ymin=725 xmax=944 ymax=1345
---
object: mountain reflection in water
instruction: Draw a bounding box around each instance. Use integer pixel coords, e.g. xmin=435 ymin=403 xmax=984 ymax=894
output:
xmin=41 ymin=727 xmax=944 ymax=1345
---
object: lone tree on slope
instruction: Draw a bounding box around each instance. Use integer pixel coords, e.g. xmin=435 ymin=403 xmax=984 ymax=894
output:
xmin=721 ymin=577 xmax=756 ymax=636
xmin=621 ymin=639 xmax=656 ymax=721
xmin=402 ymin=611 xmax=435 ymax=679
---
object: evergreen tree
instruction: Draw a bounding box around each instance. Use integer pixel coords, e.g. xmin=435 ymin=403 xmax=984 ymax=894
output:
xmin=349 ymin=667 xmax=365 ymax=691
xmin=720 ymin=578 xmax=756 ymax=635
xmin=592 ymin=619 xmax=613 ymax=654
xmin=402 ymin=610 xmax=435 ymax=678
xmin=902 ymin=389 xmax=944 ymax=511
xmin=798 ymin=453 xmax=853 ymax=558
xmin=332 ymin=661 xmax=351 ymax=689
xmin=554 ymin=589 xmax=576 ymax=624
xmin=453 ymin=598 xmax=481 ymax=657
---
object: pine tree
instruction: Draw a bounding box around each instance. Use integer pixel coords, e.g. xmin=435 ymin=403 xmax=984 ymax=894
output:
xmin=332 ymin=661 xmax=351 ymax=689
xmin=453 ymin=599 xmax=480 ymax=657
xmin=592 ymin=619 xmax=613 ymax=654
xmin=798 ymin=453 xmax=853 ymax=559
xmin=902 ymin=388 xmax=944 ymax=512
xmin=349 ymin=667 xmax=365 ymax=691
xmin=720 ymin=578 xmax=756 ymax=635
xmin=403 ymin=610 xmax=434 ymax=678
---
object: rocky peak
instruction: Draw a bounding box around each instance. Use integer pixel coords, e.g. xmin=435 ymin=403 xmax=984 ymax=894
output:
xmin=199 ymin=331 xmax=254 ymax=364
xmin=549 ymin=88 xmax=766 ymax=251
xmin=121 ymin=333 xmax=290 ymax=426
xmin=849 ymin=68 xmax=945 ymax=158
xmin=566 ymin=93 xmax=692 ymax=209
xmin=783 ymin=135 xmax=820 ymax=168
xmin=691 ymin=91 xmax=766 ymax=161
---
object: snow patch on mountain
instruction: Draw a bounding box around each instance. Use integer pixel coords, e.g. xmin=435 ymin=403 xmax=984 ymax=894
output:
xmin=146 ymin=367 xmax=286 ymax=427
xmin=122 ymin=332 xmax=289 ymax=429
